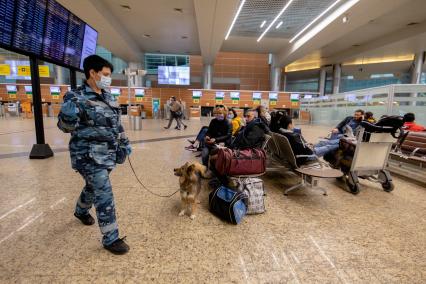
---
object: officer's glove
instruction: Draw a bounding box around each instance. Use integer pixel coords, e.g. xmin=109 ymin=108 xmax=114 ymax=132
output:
xmin=61 ymin=101 xmax=79 ymax=119
xmin=125 ymin=144 xmax=132 ymax=155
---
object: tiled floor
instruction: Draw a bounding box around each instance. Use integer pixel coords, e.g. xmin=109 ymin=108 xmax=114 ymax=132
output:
xmin=0 ymin=116 xmax=425 ymax=283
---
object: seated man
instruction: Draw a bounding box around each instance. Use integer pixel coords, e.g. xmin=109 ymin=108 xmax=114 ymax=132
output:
xmin=277 ymin=116 xmax=316 ymax=166
xmin=201 ymin=106 xmax=232 ymax=166
xmin=330 ymin=109 xmax=365 ymax=139
xmin=403 ymin=112 xmax=425 ymax=132
xmin=230 ymin=109 xmax=269 ymax=149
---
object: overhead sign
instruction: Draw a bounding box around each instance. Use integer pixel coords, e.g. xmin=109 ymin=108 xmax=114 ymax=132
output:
xmin=192 ymin=90 xmax=201 ymax=103
xmin=25 ymin=85 xmax=32 ymax=98
xmin=6 ymin=85 xmax=17 ymax=98
xmin=253 ymin=92 xmax=262 ymax=105
xmin=215 ymin=91 xmax=224 ymax=104
xmin=135 ymin=89 xmax=145 ymax=97
xmin=38 ymin=65 xmax=50 ymax=77
xmin=0 ymin=64 xmax=11 ymax=76
xmin=230 ymin=91 xmax=240 ymax=104
xmin=269 ymin=92 xmax=278 ymax=105
xmin=110 ymin=88 xmax=121 ymax=97
xmin=50 ymin=86 xmax=60 ymax=99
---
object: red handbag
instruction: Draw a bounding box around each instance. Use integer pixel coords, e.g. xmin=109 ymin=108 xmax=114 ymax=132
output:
xmin=215 ymin=148 xmax=266 ymax=176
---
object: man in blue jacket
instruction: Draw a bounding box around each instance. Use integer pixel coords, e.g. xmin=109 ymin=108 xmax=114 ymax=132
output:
xmin=57 ymin=55 xmax=131 ymax=255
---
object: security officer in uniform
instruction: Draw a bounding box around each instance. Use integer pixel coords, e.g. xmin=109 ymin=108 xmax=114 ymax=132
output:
xmin=58 ymin=55 xmax=131 ymax=255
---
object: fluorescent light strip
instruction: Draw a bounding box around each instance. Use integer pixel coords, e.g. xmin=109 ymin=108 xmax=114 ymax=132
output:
xmin=276 ymin=21 xmax=283 ymax=29
xmin=292 ymin=0 xmax=360 ymax=50
xmin=257 ymin=0 xmax=295 ymax=42
xmin=260 ymin=20 xmax=266 ymax=28
xmin=225 ymin=0 xmax=246 ymax=40
xmin=289 ymin=0 xmax=341 ymax=43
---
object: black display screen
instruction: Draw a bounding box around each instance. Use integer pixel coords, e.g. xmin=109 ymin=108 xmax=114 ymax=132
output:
xmin=0 ymin=0 xmax=15 ymax=46
xmin=12 ymin=0 xmax=47 ymax=55
xmin=42 ymin=0 xmax=69 ymax=62
xmin=63 ymin=14 xmax=85 ymax=68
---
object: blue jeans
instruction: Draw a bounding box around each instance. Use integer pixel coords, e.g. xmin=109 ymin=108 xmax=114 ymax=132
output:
xmin=314 ymin=138 xmax=340 ymax=157
xmin=75 ymin=167 xmax=119 ymax=246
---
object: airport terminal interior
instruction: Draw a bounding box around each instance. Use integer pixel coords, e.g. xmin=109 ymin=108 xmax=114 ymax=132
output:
xmin=0 ymin=0 xmax=425 ymax=283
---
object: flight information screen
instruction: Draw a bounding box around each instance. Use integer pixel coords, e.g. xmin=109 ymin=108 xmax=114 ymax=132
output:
xmin=12 ymin=0 xmax=47 ymax=55
xmin=64 ymin=14 xmax=85 ymax=68
xmin=79 ymin=24 xmax=98 ymax=69
xmin=0 ymin=0 xmax=15 ymax=46
xmin=42 ymin=0 xmax=69 ymax=62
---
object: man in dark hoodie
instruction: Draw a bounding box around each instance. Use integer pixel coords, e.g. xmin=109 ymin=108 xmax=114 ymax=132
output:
xmin=201 ymin=106 xmax=232 ymax=166
xmin=230 ymin=109 xmax=269 ymax=149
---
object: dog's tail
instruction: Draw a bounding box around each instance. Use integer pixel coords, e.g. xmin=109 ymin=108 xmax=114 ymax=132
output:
xmin=195 ymin=163 xmax=213 ymax=179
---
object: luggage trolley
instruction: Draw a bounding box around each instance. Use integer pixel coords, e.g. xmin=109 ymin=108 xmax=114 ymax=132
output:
xmin=344 ymin=126 xmax=398 ymax=194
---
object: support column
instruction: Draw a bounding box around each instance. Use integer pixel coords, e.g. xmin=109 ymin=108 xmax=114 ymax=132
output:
xmin=29 ymin=55 xmax=53 ymax=159
xmin=203 ymin=64 xmax=213 ymax=89
xmin=55 ymin=65 xmax=68 ymax=85
xmin=332 ymin=64 xmax=342 ymax=94
xmin=410 ymin=52 xmax=425 ymax=105
xmin=282 ymin=72 xmax=287 ymax=92
xmin=129 ymin=62 xmax=143 ymax=87
xmin=318 ymin=67 xmax=327 ymax=96
xmin=270 ymin=66 xmax=282 ymax=91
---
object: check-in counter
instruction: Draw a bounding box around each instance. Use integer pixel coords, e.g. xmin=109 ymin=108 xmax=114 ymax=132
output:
xmin=52 ymin=103 xmax=61 ymax=116
xmin=129 ymin=105 xmax=141 ymax=116
xmin=189 ymin=107 xmax=201 ymax=119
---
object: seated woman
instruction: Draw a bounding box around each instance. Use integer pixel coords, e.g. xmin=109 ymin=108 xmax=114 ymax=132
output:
xmin=228 ymin=108 xmax=245 ymax=136
xmin=201 ymin=106 xmax=232 ymax=166
xmin=185 ymin=126 xmax=208 ymax=151
xmin=230 ymin=109 xmax=269 ymax=149
xmin=255 ymin=105 xmax=271 ymax=126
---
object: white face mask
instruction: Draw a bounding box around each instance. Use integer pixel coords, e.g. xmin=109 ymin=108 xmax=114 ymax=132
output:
xmin=95 ymin=74 xmax=112 ymax=89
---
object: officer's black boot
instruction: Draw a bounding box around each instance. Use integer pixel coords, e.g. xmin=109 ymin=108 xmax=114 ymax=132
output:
xmin=74 ymin=212 xmax=95 ymax=226
xmin=104 ymin=237 xmax=130 ymax=255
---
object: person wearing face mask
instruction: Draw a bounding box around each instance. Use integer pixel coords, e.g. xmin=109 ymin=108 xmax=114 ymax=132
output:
xmin=57 ymin=55 xmax=131 ymax=255
xmin=230 ymin=109 xmax=269 ymax=149
xmin=228 ymin=108 xmax=244 ymax=136
xmin=201 ymin=106 xmax=232 ymax=166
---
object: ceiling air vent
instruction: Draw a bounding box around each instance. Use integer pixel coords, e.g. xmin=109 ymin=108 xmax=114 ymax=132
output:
xmin=407 ymin=22 xmax=419 ymax=26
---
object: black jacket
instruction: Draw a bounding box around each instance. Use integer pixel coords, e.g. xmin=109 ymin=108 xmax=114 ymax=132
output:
xmin=231 ymin=118 xmax=269 ymax=149
xmin=279 ymin=129 xmax=314 ymax=167
xmin=206 ymin=118 xmax=232 ymax=145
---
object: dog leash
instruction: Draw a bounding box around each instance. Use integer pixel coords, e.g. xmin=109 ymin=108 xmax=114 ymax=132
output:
xmin=128 ymin=156 xmax=180 ymax=198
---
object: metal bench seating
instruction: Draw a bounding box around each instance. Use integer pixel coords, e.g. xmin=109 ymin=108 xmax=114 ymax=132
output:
xmin=268 ymin=132 xmax=343 ymax=196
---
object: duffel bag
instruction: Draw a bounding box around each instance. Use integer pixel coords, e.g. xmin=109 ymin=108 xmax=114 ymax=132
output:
xmin=216 ymin=148 xmax=266 ymax=176
xmin=209 ymin=186 xmax=247 ymax=224
xmin=230 ymin=177 xmax=265 ymax=214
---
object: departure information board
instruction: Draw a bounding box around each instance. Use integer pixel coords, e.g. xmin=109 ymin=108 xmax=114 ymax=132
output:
xmin=42 ymin=0 xmax=69 ymax=62
xmin=64 ymin=14 xmax=85 ymax=68
xmin=0 ymin=0 xmax=15 ymax=46
xmin=79 ymin=24 xmax=98 ymax=69
xmin=12 ymin=0 xmax=47 ymax=55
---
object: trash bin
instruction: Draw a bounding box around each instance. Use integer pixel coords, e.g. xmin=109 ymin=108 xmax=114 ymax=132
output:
xmin=141 ymin=111 xmax=146 ymax=119
xmin=47 ymin=105 xmax=54 ymax=117
xmin=129 ymin=106 xmax=142 ymax=130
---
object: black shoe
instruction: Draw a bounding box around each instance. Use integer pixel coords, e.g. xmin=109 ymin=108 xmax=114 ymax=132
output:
xmin=74 ymin=212 xmax=95 ymax=226
xmin=184 ymin=125 xmax=187 ymax=129
xmin=104 ymin=237 xmax=129 ymax=255
xmin=175 ymin=127 xmax=181 ymax=130
xmin=187 ymin=139 xmax=195 ymax=144
xmin=164 ymin=127 xmax=169 ymax=129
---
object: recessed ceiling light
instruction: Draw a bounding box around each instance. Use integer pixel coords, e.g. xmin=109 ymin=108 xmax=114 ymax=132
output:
xmin=257 ymin=0 xmax=295 ymax=42
xmin=276 ymin=21 xmax=283 ymax=29
xmin=225 ymin=0 xmax=246 ymax=40
xmin=143 ymin=34 xmax=151 ymax=38
xmin=181 ymin=36 xmax=188 ymax=39
xmin=407 ymin=22 xmax=419 ymax=26
xmin=120 ymin=4 xmax=131 ymax=10
xmin=289 ymin=0 xmax=341 ymax=43
xmin=174 ymin=8 xmax=183 ymax=13
xmin=260 ymin=20 xmax=266 ymax=28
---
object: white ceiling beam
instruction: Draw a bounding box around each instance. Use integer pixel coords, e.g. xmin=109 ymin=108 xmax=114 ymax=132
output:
xmin=275 ymin=0 xmax=412 ymax=67
xmin=57 ymin=0 xmax=142 ymax=62
xmin=194 ymin=0 xmax=240 ymax=65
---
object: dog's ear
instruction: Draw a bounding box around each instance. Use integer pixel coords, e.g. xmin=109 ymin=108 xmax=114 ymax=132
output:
xmin=186 ymin=164 xmax=195 ymax=173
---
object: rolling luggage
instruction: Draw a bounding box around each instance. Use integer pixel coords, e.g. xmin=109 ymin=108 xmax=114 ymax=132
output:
xmin=215 ymin=148 xmax=266 ymax=176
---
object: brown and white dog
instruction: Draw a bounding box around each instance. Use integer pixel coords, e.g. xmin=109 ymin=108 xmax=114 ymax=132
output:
xmin=173 ymin=162 xmax=210 ymax=219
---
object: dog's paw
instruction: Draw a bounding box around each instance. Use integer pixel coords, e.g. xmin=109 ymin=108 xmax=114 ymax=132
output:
xmin=178 ymin=210 xmax=185 ymax=216
xmin=189 ymin=214 xmax=196 ymax=220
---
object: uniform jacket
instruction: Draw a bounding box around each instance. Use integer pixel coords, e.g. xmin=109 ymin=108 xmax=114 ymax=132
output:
xmin=57 ymin=83 xmax=129 ymax=170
